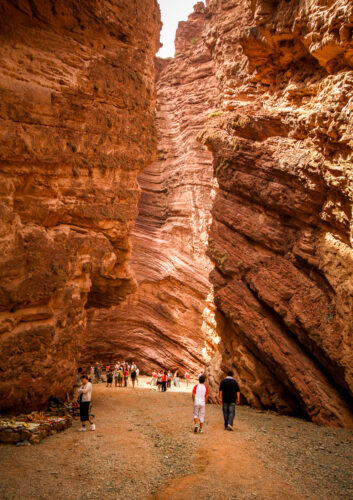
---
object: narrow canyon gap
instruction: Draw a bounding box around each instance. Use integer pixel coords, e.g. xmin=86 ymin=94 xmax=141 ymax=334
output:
xmin=81 ymin=3 xmax=219 ymax=376
xmin=83 ymin=0 xmax=353 ymax=428
xmin=0 ymin=0 xmax=352 ymax=429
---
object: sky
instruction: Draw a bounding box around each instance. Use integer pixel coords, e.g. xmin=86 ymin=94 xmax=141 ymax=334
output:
xmin=157 ymin=0 xmax=205 ymax=58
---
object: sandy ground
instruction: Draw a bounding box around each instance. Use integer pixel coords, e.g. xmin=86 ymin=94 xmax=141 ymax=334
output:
xmin=0 ymin=377 xmax=352 ymax=500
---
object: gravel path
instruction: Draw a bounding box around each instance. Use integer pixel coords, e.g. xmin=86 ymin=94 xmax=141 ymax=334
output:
xmin=0 ymin=379 xmax=352 ymax=499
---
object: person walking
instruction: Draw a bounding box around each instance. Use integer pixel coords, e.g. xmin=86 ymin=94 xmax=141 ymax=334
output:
xmin=114 ymin=366 xmax=119 ymax=387
xmin=161 ymin=371 xmax=167 ymax=392
xmin=78 ymin=374 xmax=95 ymax=431
xmin=106 ymin=369 xmax=113 ymax=388
xmin=167 ymin=370 xmax=172 ymax=389
xmin=135 ymin=367 xmax=139 ymax=385
xmin=131 ymin=367 xmax=137 ymax=389
xmin=219 ymin=370 xmax=240 ymax=431
xmin=192 ymin=375 xmax=209 ymax=433
xmin=94 ymin=363 xmax=99 ymax=382
xmin=185 ymin=371 xmax=190 ymax=387
xmin=157 ymin=370 xmax=163 ymax=391
xmin=151 ymin=369 xmax=157 ymax=387
xmin=118 ymin=366 xmax=123 ymax=387
xmin=173 ymin=370 xmax=180 ymax=389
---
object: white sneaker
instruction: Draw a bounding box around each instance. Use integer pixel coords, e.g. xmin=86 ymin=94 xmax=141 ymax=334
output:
xmin=90 ymin=423 xmax=96 ymax=431
xmin=78 ymin=426 xmax=87 ymax=432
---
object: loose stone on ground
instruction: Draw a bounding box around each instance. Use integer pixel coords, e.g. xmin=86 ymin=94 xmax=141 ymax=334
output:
xmin=0 ymin=381 xmax=352 ymax=500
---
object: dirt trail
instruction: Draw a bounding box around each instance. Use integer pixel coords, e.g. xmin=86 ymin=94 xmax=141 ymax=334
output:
xmin=0 ymin=380 xmax=352 ymax=500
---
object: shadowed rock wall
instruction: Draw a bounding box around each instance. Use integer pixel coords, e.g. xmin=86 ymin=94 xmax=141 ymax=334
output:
xmin=201 ymin=0 xmax=353 ymax=427
xmin=82 ymin=4 xmax=219 ymax=374
xmin=0 ymin=0 xmax=160 ymax=412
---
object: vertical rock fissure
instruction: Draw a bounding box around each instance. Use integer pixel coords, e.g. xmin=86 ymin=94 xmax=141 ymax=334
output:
xmin=81 ymin=2 xmax=219 ymax=375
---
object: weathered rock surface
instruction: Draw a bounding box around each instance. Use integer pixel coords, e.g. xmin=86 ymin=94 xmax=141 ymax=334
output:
xmin=0 ymin=0 xmax=160 ymax=412
xmin=82 ymin=3 xmax=219 ymax=375
xmin=201 ymin=0 xmax=353 ymax=427
xmin=2 ymin=0 xmax=352 ymax=429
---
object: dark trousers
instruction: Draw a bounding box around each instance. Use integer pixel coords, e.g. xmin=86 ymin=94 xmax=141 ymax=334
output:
xmin=124 ymin=376 xmax=128 ymax=387
xmin=80 ymin=401 xmax=90 ymax=422
xmin=222 ymin=402 xmax=235 ymax=428
xmin=161 ymin=381 xmax=167 ymax=392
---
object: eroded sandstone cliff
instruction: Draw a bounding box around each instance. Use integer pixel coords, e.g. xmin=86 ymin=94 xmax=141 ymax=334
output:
xmin=2 ymin=0 xmax=351 ymax=428
xmin=0 ymin=0 xmax=160 ymax=411
xmin=82 ymin=3 xmax=219 ymax=375
xmin=201 ymin=0 xmax=353 ymax=427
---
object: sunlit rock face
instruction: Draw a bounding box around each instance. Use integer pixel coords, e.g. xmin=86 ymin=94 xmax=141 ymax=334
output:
xmin=82 ymin=4 xmax=219 ymax=375
xmin=201 ymin=0 xmax=353 ymax=427
xmin=0 ymin=0 xmax=160 ymax=412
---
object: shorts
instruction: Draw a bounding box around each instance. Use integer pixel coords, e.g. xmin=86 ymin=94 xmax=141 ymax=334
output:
xmin=193 ymin=404 xmax=205 ymax=423
xmin=80 ymin=401 xmax=90 ymax=422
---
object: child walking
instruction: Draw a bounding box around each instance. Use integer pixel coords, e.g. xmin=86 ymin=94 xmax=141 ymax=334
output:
xmin=192 ymin=375 xmax=209 ymax=433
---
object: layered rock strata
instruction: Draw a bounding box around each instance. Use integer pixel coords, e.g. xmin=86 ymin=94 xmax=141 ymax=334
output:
xmin=82 ymin=3 xmax=219 ymax=375
xmin=201 ymin=0 xmax=353 ymax=427
xmin=0 ymin=0 xmax=160 ymax=412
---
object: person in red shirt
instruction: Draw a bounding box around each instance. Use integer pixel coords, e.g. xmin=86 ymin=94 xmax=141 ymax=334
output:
xmin=161 ymin=371 xmax=167 ymax=392
xmin=185 ymin=372 xmax=190 ymax=387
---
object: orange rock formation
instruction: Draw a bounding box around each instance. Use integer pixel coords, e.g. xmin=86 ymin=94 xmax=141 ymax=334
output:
xmin=0 ymin=0 xmax=160 ymax=412
xmin=1 ymin=0 xmax=352 ymax=428
xmin=82 ymin=4 xmax=219 ymax=375
xmin=201 ymin=0 xmax=353 ymax=428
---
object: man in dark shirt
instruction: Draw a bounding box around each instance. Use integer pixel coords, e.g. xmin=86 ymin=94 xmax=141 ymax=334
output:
xmin=219 ymin=370 xmax=240 ymax=431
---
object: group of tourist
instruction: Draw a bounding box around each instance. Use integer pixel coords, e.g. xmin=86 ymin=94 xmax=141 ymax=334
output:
xmin=76 ymin=363 xmax=240 ymax=434
xmin=90 ymin=361 xmax=140 ymax=388
xmin=150 ymin=369 xmax=189 ymax=390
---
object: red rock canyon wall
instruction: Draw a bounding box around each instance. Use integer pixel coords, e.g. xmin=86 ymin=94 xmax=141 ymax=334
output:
xmin=1 ymin=0 xmax=352 ymax=428
xmin=201 ymin=0 xmax=353 ymax=427
xmin=83 ymin=0 xmax=353 ymax=427
xmin=82 ymin=3 xmax=219 ymax=375
xmin=0 ymin=0 xmax=160 ymax=412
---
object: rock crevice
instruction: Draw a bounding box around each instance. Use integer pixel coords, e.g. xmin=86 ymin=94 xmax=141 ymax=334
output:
xmin=81 ymin=3 xmax=219 ymax=374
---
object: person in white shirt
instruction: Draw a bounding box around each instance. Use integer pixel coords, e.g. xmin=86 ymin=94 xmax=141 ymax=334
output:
xmin=78 ymin=374 xmax=95 ymax=431
xmin=192 ymin=375 xmax=209 ymax=434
